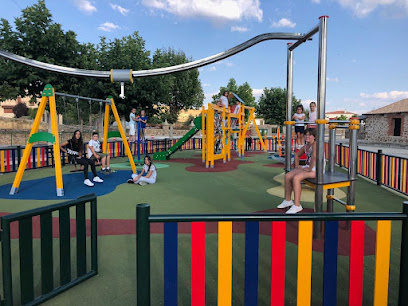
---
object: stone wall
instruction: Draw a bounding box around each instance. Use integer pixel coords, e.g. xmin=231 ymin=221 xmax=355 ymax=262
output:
xmin=364 ymin=113 xmax=408 ymax=144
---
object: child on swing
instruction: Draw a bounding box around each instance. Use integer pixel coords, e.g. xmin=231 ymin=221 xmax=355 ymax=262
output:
xmin=277 ymin=128 xmax=317 ymax=214
xmin=88 ymin=132 xmax=111 ymax=173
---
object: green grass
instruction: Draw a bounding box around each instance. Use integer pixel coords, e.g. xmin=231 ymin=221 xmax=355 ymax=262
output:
xmin=0 ymin=150 xmax=406 ymax=305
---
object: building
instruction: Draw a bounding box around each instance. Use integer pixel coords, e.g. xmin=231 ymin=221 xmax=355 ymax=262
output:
xmin=363 ymin=99 xmax=408 ymax=144
xmin=325 ymin=110 xmax=356 ymax=120
xmin=0 ymin=96 xmax=39 ymax=118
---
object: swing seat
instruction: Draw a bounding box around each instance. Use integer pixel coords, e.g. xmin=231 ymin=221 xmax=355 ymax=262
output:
xmin=303 ymin=172 xmax=356 ymax=190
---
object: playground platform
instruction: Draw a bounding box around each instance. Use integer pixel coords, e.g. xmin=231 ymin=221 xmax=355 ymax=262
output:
xmin=0 ymin=150 xmax=406 ymax=305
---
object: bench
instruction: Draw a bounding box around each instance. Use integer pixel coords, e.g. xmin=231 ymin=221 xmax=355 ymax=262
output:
xmin=303 ymin=171 xmax=356 ymax=190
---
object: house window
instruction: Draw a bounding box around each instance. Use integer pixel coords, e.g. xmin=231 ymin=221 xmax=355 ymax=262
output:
xmin=393 ymin=118 xmax=401 ymax=136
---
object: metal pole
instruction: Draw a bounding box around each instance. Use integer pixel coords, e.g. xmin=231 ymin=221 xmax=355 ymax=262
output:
xmin=137 ymin=204 xmax=151 ymax=306
xmin=399 ymin=201 xmax=408 ymax=305
xmin=285 ymin=43 xmax=294 ymax=172
xmin=376 ymin=149 xmax=383 ymax=186
xmin=347 ymin=127 xmax=358 ymax=211
xmin=314 ymin=16 xmax=329 ymax=214
xmin=288 ymin=25 xmax=319 ymax=51
xmin=327 ymin=126 xmax=336 ymax=212
xmin=1 ymin=219 xmax=13 ymax=306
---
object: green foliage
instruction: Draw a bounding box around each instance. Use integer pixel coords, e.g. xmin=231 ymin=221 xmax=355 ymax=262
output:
xmin=336 ymin=114 xmax=348 ymax=120
xmin=212 ymin=78 xmax=256 ymax=108
xmin=255 ymin=87 xmax=301 ymax=125
xmin=0 ymin=0 xmax=204 ymax=125
xmin=28 ymin=108 xmax=38 ymax=119
xmin=13 ymin=102 xmax=29 ymax=118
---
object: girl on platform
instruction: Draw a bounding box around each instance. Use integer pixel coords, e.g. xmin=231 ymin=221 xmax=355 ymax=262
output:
xmin=277 ymin=128 xmax=317 ymax=214
xmin=127 ymin=155 xmax=157 ymax=185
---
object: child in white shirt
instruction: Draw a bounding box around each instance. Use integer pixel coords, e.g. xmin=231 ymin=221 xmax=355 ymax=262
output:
xmin=88 ymin=132 xmax=111 ymax=173
xmin=292 ymin=105 xmax=305 ymax=148
xmin=127 ymin=155 xmax=157 ymax=185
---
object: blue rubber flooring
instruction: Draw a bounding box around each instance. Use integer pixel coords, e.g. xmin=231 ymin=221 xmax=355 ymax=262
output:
xmin=0 ymin=170 xmax=140 ymax=200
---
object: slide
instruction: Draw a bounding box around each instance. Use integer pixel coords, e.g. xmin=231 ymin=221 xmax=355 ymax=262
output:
xmin=153 ymin=116 xmax=202 ymax=160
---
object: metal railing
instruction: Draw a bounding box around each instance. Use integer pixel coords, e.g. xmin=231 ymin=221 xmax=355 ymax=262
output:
xmin=136 ymin=202 xmax=408 ymax=305
xmin=1 ymin=194 xmax=98 ymax=305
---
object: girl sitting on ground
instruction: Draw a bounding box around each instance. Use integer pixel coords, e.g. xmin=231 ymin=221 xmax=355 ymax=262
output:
xmin=60 ymin=130 xmax=104 ymax=187
xmin=127 ymin=155 xmax=157 ymax=185
xmin=277 ymin=128 xmax=317 ymax=214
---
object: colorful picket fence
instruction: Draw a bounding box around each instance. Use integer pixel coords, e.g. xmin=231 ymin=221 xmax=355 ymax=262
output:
xmin=136 ymin=204 xmax=408 ymax=306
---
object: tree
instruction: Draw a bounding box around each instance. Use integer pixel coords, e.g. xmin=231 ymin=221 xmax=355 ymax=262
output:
xmin=152 ymin=48 xmax=204 ymax=123
xmin=336 ymin=114 xmax=348 ymax=121
xmin=255 ymin=87 xmax=301 ymax=125
xmin=13 ymin=102 xmax=29 ymax=118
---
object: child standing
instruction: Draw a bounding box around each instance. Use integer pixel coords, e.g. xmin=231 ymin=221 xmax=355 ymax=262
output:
xmin=307 ymin=102 xmax=317 ymax=129
xmin=127 ymin=155 xmax=157 ymax=185
xmin=137 ymin=110 xmax=148 ymax=141
xmin=88 ymin=132 xmax=111 ymax=173
xmin=293 ymin=105 xmax=305 ymax=148
xmin=129 ymin=108 xmax=137 ymax=143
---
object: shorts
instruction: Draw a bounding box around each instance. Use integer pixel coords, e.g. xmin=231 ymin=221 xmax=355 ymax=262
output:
xmin=295 ymin=126 xmax=304 ymax=134
xmin=129 ymin=125 xmax=135 ymax=136
xmin=90 ymin=152 xmax=109 ymax=160
xmin=302 ymin=165 xmax=316 ymax=172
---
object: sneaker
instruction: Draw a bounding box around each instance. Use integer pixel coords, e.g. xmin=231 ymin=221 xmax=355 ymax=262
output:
xmin=286 ymin=205 xmax=303 ymax=214
xmin=127 ymin=179 xmax=135 ymax=184
xmin=84 ymin=179 xmax=94 ymax=187
xmin=93 ymin=176 xmax=104 ymax=183
xmin=277 ymin=200 xmax=294 ymax=209
xmin=138 ymin=181 xmax=148 ymax=186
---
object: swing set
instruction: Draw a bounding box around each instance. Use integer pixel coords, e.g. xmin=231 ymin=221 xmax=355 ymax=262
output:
xmin=9 ymin=84 xmax=136 ymax=197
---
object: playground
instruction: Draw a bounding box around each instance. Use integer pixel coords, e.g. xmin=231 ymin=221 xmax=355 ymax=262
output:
xmin=0 ymin=148 xmax=406 ymax=305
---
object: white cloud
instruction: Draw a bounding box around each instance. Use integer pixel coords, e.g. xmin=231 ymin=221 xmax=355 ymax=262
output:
xmin=271 ymin=18 xmax=296 ymax=28
xmin=231 ymin=26 xmax=249 ymax=32
xmin=110 ymin=3 xmax=130 ymax=15
xmin=74 ymin=0 xmax=97 ymax=15
xmin=360 ymin=90 xmax=408 ymax=99
xmin=203 ymin=83 xmax=211 ymax=87
xmin=215 ymin=59 xmax=234 ymax=67
xmin=252 ymin=88 xmax=264 ymax=99
xmin=142 ymin=0 xmax=263 ymax=22
xmin=327 ymin=77 xmax=340 ymax=83
xmin=209 ymin=66 xmax=216 ymax=71
xmin=312 ymin=0 xmax=321 ymax=3
xmin=98 ymin=22 xmax=121 ymax=32
xmin=336 ymin=0 xmax=408 ymax=17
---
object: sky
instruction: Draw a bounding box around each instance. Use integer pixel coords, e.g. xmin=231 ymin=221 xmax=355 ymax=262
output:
xmin=1 ymin=0 xmax=408 ymax=115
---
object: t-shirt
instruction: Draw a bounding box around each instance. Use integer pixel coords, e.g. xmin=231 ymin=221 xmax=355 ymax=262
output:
xmin=88 ymin=139 xmax=101 ymax=158
xmin=130 ymin=113 xmax=136 ymax=127
xmin=293 ymin=113 xmax=305 ymax=126
xmin=139 ymin=116 xmax=148 ymax=129
xmin=308 ymin=111 xmax=317 ymax=127
xmin=220 ymin=96 xmax=228 ymax=110
xmin=144 ymin=164 xmax=157 ymax=180
xmin=231 ymin=103 xmax=241 ymax=114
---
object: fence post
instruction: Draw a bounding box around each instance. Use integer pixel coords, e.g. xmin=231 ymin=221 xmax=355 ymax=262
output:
xmin=376 ymin=149 xmax=382 ymax=186
xmin=399 ymin=201 xmax=408 ymax=305
xmin=17 ymin=146 xmax=21 ymax=167
xmin=137 ymin=204 xmax=151 ymax=306
xmin=339 ymin=142 xmax=343 ymax=168
xmin=1 ymin=218 xmax=13 ymax=306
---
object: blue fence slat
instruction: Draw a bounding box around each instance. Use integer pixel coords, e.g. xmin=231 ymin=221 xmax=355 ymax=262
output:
xmin=245 ymin=221 xmax=259 ymax=306
xmin=164 ymin=222 xmax=178 ymax=306
xmin=323 ymin=221 xmax=339 ymax=306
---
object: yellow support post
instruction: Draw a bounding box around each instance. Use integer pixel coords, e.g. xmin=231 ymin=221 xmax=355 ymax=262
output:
xmin=10 ymin=95 xmax=48 ymax=195
xmin=102 ymin=103 xmax=110 ymax=154
xmin=49 ymin=91 xmax=64 ymax=196
xmin=249 ymin=109 xmax=267 ymax=151
xmin=201 ymin=106 xmax=206 ymax=163
xmin=109 ymin=97 xmax=137 ymax=174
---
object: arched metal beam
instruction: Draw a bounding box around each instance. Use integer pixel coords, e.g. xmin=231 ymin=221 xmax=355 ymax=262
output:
xmin=0 ymin=32 xmax=309 ymax=79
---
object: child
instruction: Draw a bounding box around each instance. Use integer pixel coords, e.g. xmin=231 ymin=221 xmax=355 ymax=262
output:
xmin=293 ymin=105 xmax=305 ymax=148
xmin=88 ymin=132 xmax=111 ymax=173
xmin=137 ymin=110 xmax=148 ymax=141
xmin=60 ymin=130 xmax=103 ymax=187
xmin=277 ymin=128 xmax=317 ymax=214
xmin=307 ymin=101 xmax=317 ymax=129
xmin=127 ymin=155 xmax=157 ymax=185
xmin=129 ymin=108 xmax=137 ymax=143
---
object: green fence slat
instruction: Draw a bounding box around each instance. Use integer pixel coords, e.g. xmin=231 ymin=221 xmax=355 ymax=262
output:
xmin=1 ymin=218 xmax=13 ymax=306
xmin=76 ymin=203 xmax=87 ymax=277
xmin=90 ymin=198 xmax=98 ymax=273
xmin=19 ymin=217 xmax=34 ymax=304
xmin=41 ymin=212 xmax=54 ymax=294
xmin=59 ymin=207 xmax=71 ymax=285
